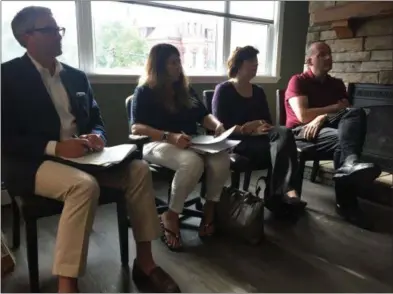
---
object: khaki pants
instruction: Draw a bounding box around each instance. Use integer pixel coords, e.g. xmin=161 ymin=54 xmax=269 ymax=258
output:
xmin=143 ymin=142 xmax=230 ymax=213
xmin=34 ymin=159 xmax=161 ymax=278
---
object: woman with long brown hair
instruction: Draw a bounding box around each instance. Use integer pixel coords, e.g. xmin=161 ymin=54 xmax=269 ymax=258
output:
xmin=129 ymin=43 xmax=230 ymax=251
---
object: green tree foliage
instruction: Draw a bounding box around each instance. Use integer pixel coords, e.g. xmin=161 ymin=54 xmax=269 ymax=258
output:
xmin=94 ymin=21 xmax=148 ymax=69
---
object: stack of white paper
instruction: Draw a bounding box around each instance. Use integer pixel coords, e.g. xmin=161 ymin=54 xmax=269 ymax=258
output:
xmin=190 ymin=126 xmax=236 ymax=145
xmin=191 ymin=140 xmax=240 ymax=154
xmin=61 ymin=144 xmax=137 ymax=166
xmin=190 ymin=126 xmax=240 ymax=154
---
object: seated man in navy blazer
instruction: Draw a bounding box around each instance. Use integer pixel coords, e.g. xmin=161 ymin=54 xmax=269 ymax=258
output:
xmin=1 ymin=6 xmax=179 ymax=293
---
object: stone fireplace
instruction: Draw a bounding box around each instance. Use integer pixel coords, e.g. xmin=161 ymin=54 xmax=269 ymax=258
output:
xmin=306 ymin=1 xmax=393 ymax=85
xmin=349 ymin=83 xmax=393 ymax=172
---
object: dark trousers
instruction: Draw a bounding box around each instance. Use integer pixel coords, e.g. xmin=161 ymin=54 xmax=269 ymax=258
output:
xmin=293 ymin=108 xmax=367 ymax=169
xmin=234 ymin=126 xmax=300 ymax=199
xmin=292 ymin=108 xmax=368 ymax=207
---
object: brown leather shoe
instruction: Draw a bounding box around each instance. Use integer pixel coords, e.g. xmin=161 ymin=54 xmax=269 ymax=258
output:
xmin=132 ymin=260 xmax=180 ymax=293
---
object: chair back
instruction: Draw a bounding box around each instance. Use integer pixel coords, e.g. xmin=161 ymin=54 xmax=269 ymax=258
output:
xmin=125 ymin=95 xmax=134 ymax=132
xmin=276 ymin=89 xmax=286 ymax=126
xmin=125 ymin=95 xmax=134 ymax=121
xmin=203 ymin=90 xmax=215 ymax=114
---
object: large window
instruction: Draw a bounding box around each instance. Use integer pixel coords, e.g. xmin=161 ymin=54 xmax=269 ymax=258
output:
xmin=1 ymin=0 xmax=284 ymax=83
xmin=91 ymin=1 xmax=224 ymax=75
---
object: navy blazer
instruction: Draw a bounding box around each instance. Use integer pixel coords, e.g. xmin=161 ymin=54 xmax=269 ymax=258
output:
xmin=1 ymin=54 xmax=107 ymax=195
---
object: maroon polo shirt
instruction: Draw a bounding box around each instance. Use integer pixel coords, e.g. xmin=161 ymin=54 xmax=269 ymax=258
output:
xmin=284 ymin=69 xmax=348 ymax=128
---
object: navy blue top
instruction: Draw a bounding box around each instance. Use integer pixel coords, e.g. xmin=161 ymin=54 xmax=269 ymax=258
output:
xmin=212 ymin=81 xmax=272 ymax=130
xmin=130 ymin=85 xmax=209 ymax=135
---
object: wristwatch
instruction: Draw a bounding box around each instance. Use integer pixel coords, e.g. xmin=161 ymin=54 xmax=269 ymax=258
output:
xmin=162 ymin=131 xmax=170 ymax=142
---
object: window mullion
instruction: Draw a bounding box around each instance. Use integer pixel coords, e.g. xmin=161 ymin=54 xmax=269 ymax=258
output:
xmin=265 ymin=24 xmax=274 ymax=76
xmin=222 ymin=1 xmax=231 ymax=75
xmin=75 ymin=0 xmax=94 ymax=72
xmin=270 ymin=1 xmax=284 ymax=78
xmin=122 ymin=0 xmax=273 ymax=25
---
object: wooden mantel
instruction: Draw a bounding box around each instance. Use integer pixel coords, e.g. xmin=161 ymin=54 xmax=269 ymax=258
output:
xmin=310 ymin=1 xmax=393 ymax=38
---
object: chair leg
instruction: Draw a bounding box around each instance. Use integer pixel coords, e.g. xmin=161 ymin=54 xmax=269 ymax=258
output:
xmin=242 ymin=171 xmax=252 ymax=191
xmin=297 ymin=155 xmax=306 ymax=198
xmin=11 ymin=198 xmax=20 ymax=249
xmin=200 ymin=177 xmax=207 ymax=199
xmin=116 ymin=201 xmax=129 ymax=267
xmin=231 ymin=171 xmax=241 ymax=189
xmin=310 ymin=160 xmax=320 ymax=183
xmin=196 ymin=179 xmax=206 ymax=212
xmin=25 ymin=218 xmax=39 ymax=293
xmin=167 ymin=184 xmax=172 ymax=204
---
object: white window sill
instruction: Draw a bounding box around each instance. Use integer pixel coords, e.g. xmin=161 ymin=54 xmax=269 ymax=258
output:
xmin=87 ymin=73 xmax=280 ymax=85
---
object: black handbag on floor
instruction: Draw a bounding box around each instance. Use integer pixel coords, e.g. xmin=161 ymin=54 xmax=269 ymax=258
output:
xmin=215 ymin=181 xmax=265 ymax=245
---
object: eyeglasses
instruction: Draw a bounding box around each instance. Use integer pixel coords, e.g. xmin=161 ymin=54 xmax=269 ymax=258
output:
xmin=27 ymin=26 xmax=66 ymax=37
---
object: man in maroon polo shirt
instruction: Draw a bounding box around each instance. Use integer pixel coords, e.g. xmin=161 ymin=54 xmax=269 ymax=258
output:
xmin=284 ymin=41 xmax=381 ymax=228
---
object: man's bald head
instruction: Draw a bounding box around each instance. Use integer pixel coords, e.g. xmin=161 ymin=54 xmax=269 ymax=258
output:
xmin=305 ymin=41 xmax=332 ymax=76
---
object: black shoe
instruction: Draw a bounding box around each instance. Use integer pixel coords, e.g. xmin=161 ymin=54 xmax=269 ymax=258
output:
xmin=335 ymin=204 xmax=373 ymax=230
xmin=265 ymin=195 xmax=307 ymax=219
xmin=282 ymin=194 xmax=308 ymax=209
xmin=334 ymin=160 xmax=381 ymax=184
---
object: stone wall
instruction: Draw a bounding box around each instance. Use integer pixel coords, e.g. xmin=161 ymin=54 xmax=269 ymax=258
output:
xmin=306 ymin=1 xmax=393 ymax=85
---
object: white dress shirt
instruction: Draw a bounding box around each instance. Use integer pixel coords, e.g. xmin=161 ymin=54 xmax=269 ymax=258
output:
xmin=28 ymin=54 xmax=78 ymax=156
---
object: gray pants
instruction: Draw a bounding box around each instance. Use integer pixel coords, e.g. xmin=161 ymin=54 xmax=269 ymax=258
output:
xmin=143 ymin=142 xmax=231 ymax=213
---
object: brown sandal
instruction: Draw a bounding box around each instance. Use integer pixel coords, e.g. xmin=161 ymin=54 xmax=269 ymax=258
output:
xmin=159 ymin=217 xmax=183 ymax=252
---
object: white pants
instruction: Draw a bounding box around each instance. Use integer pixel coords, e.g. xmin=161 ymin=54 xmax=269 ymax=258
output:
xmin=143 ymin=142 xmax=231 ymax=213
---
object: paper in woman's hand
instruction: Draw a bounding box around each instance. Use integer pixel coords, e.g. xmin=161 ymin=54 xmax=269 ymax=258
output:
xmin=190 ymin=139 xmax=240 ymax=154
xmin=190 ymin=126 xmax=236 ymax=145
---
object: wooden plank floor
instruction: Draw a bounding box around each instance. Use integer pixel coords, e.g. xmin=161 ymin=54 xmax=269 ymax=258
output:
xmin=1 ymin=177 xmax=392 ymax=293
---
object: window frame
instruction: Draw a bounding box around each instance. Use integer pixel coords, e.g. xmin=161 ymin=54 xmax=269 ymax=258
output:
xmin=76 ymin=0 xmax=284 ymax=84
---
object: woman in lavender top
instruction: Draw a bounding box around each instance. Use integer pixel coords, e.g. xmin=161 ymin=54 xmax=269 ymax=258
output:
xmin=212 ymin=46 xmax=306 ymax=214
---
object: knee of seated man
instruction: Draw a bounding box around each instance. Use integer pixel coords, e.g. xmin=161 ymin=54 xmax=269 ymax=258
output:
xmin=73 ymin=173 xmax=100 ymax=201
xmin=347 ymin=107 xmax=366 ymax=120
xmin=128 ymin=159 xmax=151 ymax=178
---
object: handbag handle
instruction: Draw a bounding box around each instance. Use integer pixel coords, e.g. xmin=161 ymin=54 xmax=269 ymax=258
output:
xmin=244 ymin=193 xmax=262 ymax=204
xmin=255 ymin=175 xmax=267 ymax=198
xmin=227 ymin=187 xmax=262 ymax=204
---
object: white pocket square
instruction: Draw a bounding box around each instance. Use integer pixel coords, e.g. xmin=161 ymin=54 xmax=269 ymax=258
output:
xmin=76 ymin=92 xmax=86 ymax=96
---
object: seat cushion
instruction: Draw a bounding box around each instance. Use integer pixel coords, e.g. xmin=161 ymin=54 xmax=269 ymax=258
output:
xmin=149 ymin=164 xmax=176 ymax=182
xmin=16 ymin=186 xmax=125 ymax=220
xmin=296 ymin=141 xmax=334 ymax=161
xmin=230 ymin=153 xmax=252 ymax=171
xmin=149 ymin=163 xmax=208 ymax=186
xmin=296 ymin=140 xmax=317 ymax=153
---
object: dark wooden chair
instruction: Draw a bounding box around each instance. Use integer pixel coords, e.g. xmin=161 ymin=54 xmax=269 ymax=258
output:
xmin=276 ymin=89 xmax=333 ymax=195
xmin=5 ymin=137 xmax=148 ymax=293
xmin=125 ymin=96 xmax=204 ymax=224
xmin=202 ymin=90 xmax=270 ymax=191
